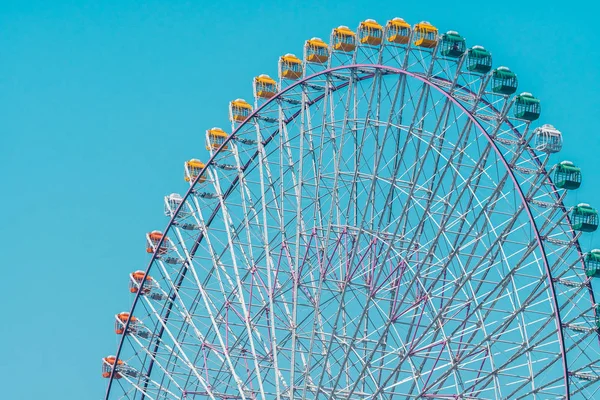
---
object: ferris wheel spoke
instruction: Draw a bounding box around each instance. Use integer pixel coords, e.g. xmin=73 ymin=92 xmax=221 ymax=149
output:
xmin=331 ymin=75 xmax=395 ymax=390
xmin=312 ymin=69 xmax=404 ymax=397
xmin=147 ymin=286 xmax=226 ymax=394
xmin=119 ymin=374 xmax=170 ymax=400
xmin=184 ymin=266 xmax=252 ymax=398
xmin=133 ymin=297 xmax=223 ymax=398
xmin=124 ymin=269 xmax=202 ymax=396
xmin=342 ymin=90 xmax=461 ymax=398
xmin=328 ymin=76 xmax=464 ymax=396
xmin=298 ymin=70 xmax=363 ymax=397
xmin=435 ymin=278 xmax=559 ymax=396
xmin=288 ymin=79 xmax=314 ymax=398
xmin=135 ymin=286 xmax=220 ymax=399
xmin=426 ymin=261 xmax=561 ymax=396
xmin=478 ymin=309 xmax=575 ymax=397
xmin=213 ymin=141 xmax=308 ymax=366
xmin=368 ymin=139 xmax=494 ymax=396
xmin=270 ymin=79 xmax=342 ymax=397
xmin=396 ymin=94 xmax=475 ymax=246
xmin=508 ymin=328 xmax=597 ymax=398
xmin=252 ymin=107 xmax=296 ymax=398
xmin=206 ymin=169 xmax=274 ymax=399
xmin=380 ymin=214 xmax=520 ymax=396
xmin=151 ymin=207 xmax=255 ymax=398
xmin=330 ymin=72 xmax=424 ymax=390
xmin=389 ymin=145 xmax=495 ymax=317
xmin=394 ymin=116 xmax=536 ymax=338
xmin=376 ymin=162 xmax=540 ymax=394
xmin=266 ymin=118 xmax=320 ymax=397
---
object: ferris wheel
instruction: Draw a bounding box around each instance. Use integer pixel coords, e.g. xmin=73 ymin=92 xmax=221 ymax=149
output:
xmin=102 ymin=17 xmax=600 ymax=399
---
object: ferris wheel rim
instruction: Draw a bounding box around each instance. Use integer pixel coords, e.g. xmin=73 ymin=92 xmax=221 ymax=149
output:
xmin=104 ymin=63 xmax=575 ymax=399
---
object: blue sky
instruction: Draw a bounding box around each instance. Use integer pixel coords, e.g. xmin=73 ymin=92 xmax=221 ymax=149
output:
xmin=1 ymin=1 xmax=599 ymax=398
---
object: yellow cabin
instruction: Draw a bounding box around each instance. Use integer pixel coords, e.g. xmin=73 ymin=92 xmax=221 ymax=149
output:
xmin=305 ymin=37 xmax=329 ymax=64
xmin=254 ymin=74 xmax=277 ymax=99
xmin=229 ymin=98 xmax=252 ymax=122
xmin=332 ymin=25 xmax=356 ymax=52
xmin=387 ymin=17 xmax=411 ymax=44
xmin=280 ymin=53 xmax=303 ymax=80
xmin=206 ymin=127 xmax=228 ymax=151
xmin=185 ymin=159 xmax=206 ymax=183
xmin=413 ymin=21 xmax=438 ymax=48
xmin=358 ymin=19 xmax=383 ymax=46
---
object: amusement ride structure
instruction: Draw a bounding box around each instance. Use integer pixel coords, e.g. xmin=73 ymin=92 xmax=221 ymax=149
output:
xmin=102 ymin=17 xmax=600 ymax=399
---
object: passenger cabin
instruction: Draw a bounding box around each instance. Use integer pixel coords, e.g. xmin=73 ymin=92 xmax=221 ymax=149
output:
xmin=514 ymin=92 xmax=541 ymax=121
xmin=130 ymin=270 xmax=153 ymax=294
xmin=466 ymin=45 xmax=492 ymax=74
xmin=206 ymin=127 xmax=229 ymax=151
xmin=358 ymin=19 xmax=383 ymax=46
xmin=534 ymin=124 xmax=562 ymax=153
xmin=585 ymin=249 xmax=600 ymax=278
xmin=386 ymin=18 xmax=411 ymax=44
xmin=492 ymin=66 xmax=518 ymax=95
xmin=332 ymin=26 xmax=356 ymax=52
xmin=440 ymin=31 xmax=465 ymax=58
xmin=229 ymin=98 xmax=252 ymax=122
xmin=305 ymin=37 xmax=329 ymax=64
xmin=554 ymin=161 xmax=581 ymax=190
xmin=596 ymin=305 xmax=600 ymax=329
xmin=279 ymin=54 xmax=303 ymax=80
xmin=102 ymin=356 xmax=124 ymax=379
xmin=184 ymin=159 xmax=206 ymax=183
xmin=115 ymin=312 xmax=137 ymax=335
xmin=571 ymin=203 xmax=598 ymax=232
xmin=164 ymin=193 xmax=188 ymax=218
xmin=413 ymin=21 xmax=438 ymax=48
xmin=146 ymin=230 xmax=168 ymax=255
xmin=254 ymin=74 xmax=277 ymax=99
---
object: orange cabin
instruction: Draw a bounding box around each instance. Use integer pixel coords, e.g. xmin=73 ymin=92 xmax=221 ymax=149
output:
xmin=332 ymin=26 xmax=356 ymax=52
xmin=358 ymin=19 xmax=383 ymax=46
xmin=280 ymin=53 xmax=303 ymax=80
xmin=102 ymin=356 xmax=124 ymax=379
xmin=184 ymin=159 xmax=206 ymax=183
xmin=146 ymin=230 xmax=168 ymax=255
xmin=305 ymin=37 xmax=329 ymax=64
xmin=387 ymin=18 xmax=411 ymax=44
xmin=115 ymin=312 xmax=137 ymax=335
xmin=130 ymin=270 xmax=152 ymax=294
xmin=229 ymin=99 xmax=252 ymax=122
xmin=206 ymin=127 xmax=229 ymax=151
xmin=254 ymin=75 xmax=277 ymax=99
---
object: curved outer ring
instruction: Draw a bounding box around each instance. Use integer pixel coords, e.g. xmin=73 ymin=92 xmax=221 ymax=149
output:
xmin=105 ymin=64 xmax=573 ymax=399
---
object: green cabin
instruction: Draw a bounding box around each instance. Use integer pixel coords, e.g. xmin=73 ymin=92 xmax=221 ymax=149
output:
xmin=554 ymin=161 xmax=581 ymax=190
xmin=492 ymin=66 xmax=518 ymax=95
xmin=514 ymin=92 xmax=541 ymax=121
xmin=571 ymin=203 xmax=598 ymax=233
xmin=466 ymin=45 xmax=492 ymax=74
xmin=440 ymin=30 xmax=466 ymax=58
xmin=585 ymin=250 xmax=600 ymax=278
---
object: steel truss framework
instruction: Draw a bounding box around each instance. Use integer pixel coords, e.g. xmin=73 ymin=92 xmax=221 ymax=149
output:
xmin=105 ymin=28 xmax=600 ymax=400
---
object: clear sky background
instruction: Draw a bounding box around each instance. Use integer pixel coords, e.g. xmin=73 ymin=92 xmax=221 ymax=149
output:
xmin=1 ymin=1 xmax=599 ymax=398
